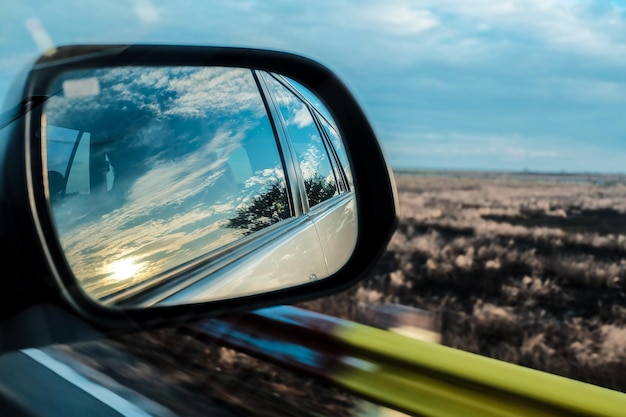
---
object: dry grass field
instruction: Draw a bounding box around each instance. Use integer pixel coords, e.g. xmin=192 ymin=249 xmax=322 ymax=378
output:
xmin=302 ymin=170 xmax=626 ymax=392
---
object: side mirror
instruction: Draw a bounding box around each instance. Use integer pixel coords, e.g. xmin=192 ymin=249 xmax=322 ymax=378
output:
xmin=0 ymin=45 xmax=398 ymax=330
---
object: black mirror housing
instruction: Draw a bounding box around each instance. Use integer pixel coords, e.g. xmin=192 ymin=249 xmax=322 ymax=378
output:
xmin=0 ymin=44 xmax=398 ymax=332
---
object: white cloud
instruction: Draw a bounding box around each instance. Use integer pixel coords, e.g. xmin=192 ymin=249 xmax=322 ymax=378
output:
xmin=539 ymin=77 xmax=626 ymax=103
xmin=387 ymin=132 xmax=562 ymax=161
xmin=417 ymin=0 xmax=626 ymax=63
xmin=504 ymin=147 xmax=559 ymax=160
xmin=362 ymin=4 xmax=439 ymax=36
xmin=322 ymin=0 xmax=626 ymax=69
xmin=385 ymin=129 xmax=626 ymax=173
xmin=165 ymin=67 xmax=264 ymax=118
xmin=131 ymin=0 xmax=160 ymax=25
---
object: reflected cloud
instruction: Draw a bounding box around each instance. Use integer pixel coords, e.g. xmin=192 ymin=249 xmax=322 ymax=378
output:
xmin=47 ymin=67 xmax=265 ymax=132
xmin=299 ymin=142 xmax=324 ymax=180
xmin=292 ymin=105 xmax=313 ymax=128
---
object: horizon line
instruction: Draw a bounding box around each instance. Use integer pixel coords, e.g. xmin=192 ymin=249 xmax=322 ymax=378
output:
xmin=391 ymin=167 xmax=626 ymax=176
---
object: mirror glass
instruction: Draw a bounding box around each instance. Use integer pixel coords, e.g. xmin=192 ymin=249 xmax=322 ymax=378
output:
xmin=43 ymin=66 xmax=357 ymax=307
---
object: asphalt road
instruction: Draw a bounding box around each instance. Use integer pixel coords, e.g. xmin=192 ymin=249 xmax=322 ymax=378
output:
xmin=0 ymin=347 xmax=238 ymax=417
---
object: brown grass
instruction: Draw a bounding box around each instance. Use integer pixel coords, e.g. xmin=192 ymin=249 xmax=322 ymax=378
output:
xmin=301 ymin=171 xmax=626 ymax=392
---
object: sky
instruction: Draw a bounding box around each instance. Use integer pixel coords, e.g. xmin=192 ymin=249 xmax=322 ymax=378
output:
xmin=1 ymin=0 xmax=625 ymax=173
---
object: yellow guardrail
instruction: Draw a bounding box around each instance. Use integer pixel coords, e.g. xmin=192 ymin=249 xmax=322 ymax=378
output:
xmin=185 ymin=305 xmax=626 ymax=417
xmin=337 ymin=323 xmax=626 ymax=417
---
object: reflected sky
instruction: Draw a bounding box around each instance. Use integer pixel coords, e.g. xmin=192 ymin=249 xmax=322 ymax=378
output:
xmin=45 ymin=66 xmax=289 ymax=300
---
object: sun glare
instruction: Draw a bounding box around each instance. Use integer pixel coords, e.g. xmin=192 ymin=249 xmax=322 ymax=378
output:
xmin=108 ymin=258 xmax=142 ymax=281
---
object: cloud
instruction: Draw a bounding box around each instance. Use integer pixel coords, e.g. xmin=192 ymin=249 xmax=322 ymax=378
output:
xmin=165 ymin=67 xmax=265 ymax=118
xmin=538 ymin=77 xmax=626 ymax=103
xmin=385 ymin=130 xmax=626 ymax=173
xmin=360 ymin=4 xmax=439 ymax=36
xmin=504 ymin=147 xmax=559 ymax=161
xmin=416 ymin=0 xmax=626 ymax=63
xmin=388 ymin=132 xmax=561 ymax=160
xmin=131 ymin=0 xmax=160 ymax=25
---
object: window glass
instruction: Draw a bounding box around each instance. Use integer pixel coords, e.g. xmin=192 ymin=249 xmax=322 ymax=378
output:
xmin=65 ymin=131 xmax=91 ymax=194
xmin=285 ymin=78 xmax=334 ymax=123
xmin=45 ymin=66 xmax=290 ymax=300
xmin=46 ymin=126 xmax=87 ymax=198
xmin=281 ymin=76 xmax=352 ymax=192
xmin=264 ymin=74 xmax=338 ymax=208
xmin=46 ymin=125 xmax=79 ymax=175
xmin=319 ymin=117 xmax=353 ymax=191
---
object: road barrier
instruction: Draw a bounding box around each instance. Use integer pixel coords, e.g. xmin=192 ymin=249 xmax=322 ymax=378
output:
xmin=182 ymin=305 xmax=626 ymax=417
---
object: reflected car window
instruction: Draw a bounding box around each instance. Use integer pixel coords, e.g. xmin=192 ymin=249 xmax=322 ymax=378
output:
xmin=45 ymin=66 xmax=291 ymax=300
xmin=279 ymin=76 xmax=353 ymax=193
xmin=319 ymin=117 xmax=353 ymax=191
xmin=263 ymin=73 xmax=339 ymax=208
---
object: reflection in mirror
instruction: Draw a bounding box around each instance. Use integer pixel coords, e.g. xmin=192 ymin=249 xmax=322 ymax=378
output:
xmin=279 ymin=76 xmax=354 ymax=191
xmin=263 ymin=73 xmax=339 ymax=208
xmin=43 ymin=66 xmax=357 ymax=307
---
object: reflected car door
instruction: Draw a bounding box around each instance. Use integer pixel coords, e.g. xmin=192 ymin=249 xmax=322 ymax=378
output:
xmin=260 ymin=72 xmax=357 ymax=275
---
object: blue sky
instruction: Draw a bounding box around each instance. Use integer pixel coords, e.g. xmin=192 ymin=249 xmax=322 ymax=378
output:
xmin=2 ymin=0 xmax=625 ymax=173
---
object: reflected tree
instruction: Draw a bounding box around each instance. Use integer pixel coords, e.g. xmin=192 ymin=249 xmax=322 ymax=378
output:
xmin=305 ymin=174 xmax=337 ymax=207
xmin=226 ymin=175 xmax=337 ymax=235
xmin=226 ymin=182 xmax=290 ymax=235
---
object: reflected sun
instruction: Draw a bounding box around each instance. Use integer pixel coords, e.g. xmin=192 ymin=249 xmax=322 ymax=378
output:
xmin=108 ymin=258 xmax=142 ymax=281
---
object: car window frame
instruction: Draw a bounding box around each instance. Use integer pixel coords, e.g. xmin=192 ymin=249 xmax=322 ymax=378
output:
xmin=257 ymin=70 xmax=347 ymax=213
xmin=274 ymin=73 xmax=352 ymax=194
